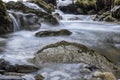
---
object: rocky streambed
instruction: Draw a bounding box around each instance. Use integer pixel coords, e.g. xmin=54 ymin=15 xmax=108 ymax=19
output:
xmin=0 ymin=0 xmax=120 ymax=80
xmin=0 ymin=20 xmax=120 ymax=80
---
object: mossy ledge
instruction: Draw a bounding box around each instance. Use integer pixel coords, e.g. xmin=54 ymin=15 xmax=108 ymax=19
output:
xmin=0 ymin=0 xmax=12 ymax=35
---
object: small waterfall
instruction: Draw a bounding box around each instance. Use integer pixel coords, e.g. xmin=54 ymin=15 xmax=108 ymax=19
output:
xmin=9 ymin=13 xmax=20 ymax=31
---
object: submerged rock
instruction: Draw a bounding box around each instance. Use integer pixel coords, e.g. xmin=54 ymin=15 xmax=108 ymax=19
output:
xmin=15 ymin=65 xmax=39 ymax=73
xmin=53 ymin=13 xmax=63 ymax=20
xmin=35 ymin=29 xmax=72 ymax=37
xmin=0 ymin=0 xmax=12 ymax=35
xmin=0 ymin=59 xmax=39 ymax=74
xmin=32 ymin=41 xmax=120 ymax=77
xmin=35 ymin=74 xmax=44 ymax=80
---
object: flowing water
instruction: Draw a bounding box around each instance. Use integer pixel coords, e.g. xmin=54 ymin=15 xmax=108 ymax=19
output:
xmin=1 ymin=0 xmax=120 ymax=79
xmin=8 ymin=13 xmax=20 ymax=31
xmin=1 ymin=12 xmax=120 ymax=79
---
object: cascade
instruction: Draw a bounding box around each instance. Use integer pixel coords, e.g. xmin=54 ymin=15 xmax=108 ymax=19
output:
xmin=8 ymin=13 xmax=20 ymax=31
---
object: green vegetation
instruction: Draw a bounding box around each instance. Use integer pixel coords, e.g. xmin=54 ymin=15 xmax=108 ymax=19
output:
xmin=103 ymin=15 xmax=116 ymax=22
xmin=114 ymin=0 xmax=120 ymax=5
xmin=30 ymin=0 xmax=54 ymax=13
xmin=75 ymin=0 xmax=96 ymax=6
xmin=0 ymin=0 xmax=12 ymax=34
xmin=75 ymin=0 xmax=96 ymax=9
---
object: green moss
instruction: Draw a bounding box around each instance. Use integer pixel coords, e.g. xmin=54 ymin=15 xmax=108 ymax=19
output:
xmin=103 ymin=15 xmax=116 ymax=22
xmin=0 ymin=0 xmax=12 ymax=35
xmin=114 ymin=0 xmax=120 ymax=5
xmin=75 ymin=0 xmax=96 ymax=14
xmin=75 ymin=0 xmax=96 ymax=8
xmin=30 ymin=0 xmax=54 ymax=13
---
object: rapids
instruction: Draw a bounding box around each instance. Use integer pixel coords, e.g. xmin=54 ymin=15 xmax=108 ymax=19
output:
xmin=1 ymin=0 xmax=120 ymax=79
xmin=1 ymin=12 xmax=120 ymax=79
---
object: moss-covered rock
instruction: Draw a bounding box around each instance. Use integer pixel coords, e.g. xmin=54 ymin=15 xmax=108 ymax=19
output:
xmin=103 ymin=15 xmax=116 ymax=22
xmin=59 ymin=0 xmax=114 ymax=15
xmin=0 ymin=0 xmax=12 ymax=35
xmin=29 ymin=0 xmax=54 ymax=13
xmin=74 ymin=0 xmax=96 ymax=14
xmin=35 ymin=29 xmax=72 ymax=37
xmin=114 ymin=0 xmax=120 ymax=5
xmin=93 ymin=11 xmax=110 ymax=21
xmin=35 ymin=74 xmax=44 ymax=80
xmin=59 ymin=0 xmax=96 ymax=14
xmin=93 ymin=11 xmax=117 ymax=22
xmin=75 ymin=0 xmax=96 ymax=10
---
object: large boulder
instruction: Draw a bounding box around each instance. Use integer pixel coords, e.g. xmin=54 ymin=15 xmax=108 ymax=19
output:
xmin=0 ymin=0 xmax=12 ymax=35
xmin=32 ymin=41 xmax=120 ymax=77
xmin=35 ymin=29 xmax=72 ymax=37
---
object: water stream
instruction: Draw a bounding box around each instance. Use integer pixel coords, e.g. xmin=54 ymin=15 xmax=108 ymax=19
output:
xmin=1 ymin=0 xmax=120 ymax=79
xmin=8 ymin=13 xmax=20 ymax=31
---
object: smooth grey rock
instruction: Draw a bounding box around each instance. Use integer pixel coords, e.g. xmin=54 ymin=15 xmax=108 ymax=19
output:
xmin=32 ymin=41 xmax=120 ymax=76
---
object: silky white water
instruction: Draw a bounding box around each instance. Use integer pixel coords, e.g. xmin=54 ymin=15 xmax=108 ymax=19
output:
xmin=8 ymin=13 xmax=20 ymax=31
xmin=1 ymin=0 xmax=120 ymax=79
xmin=1 ymin=13 xmax=120 ymax=80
